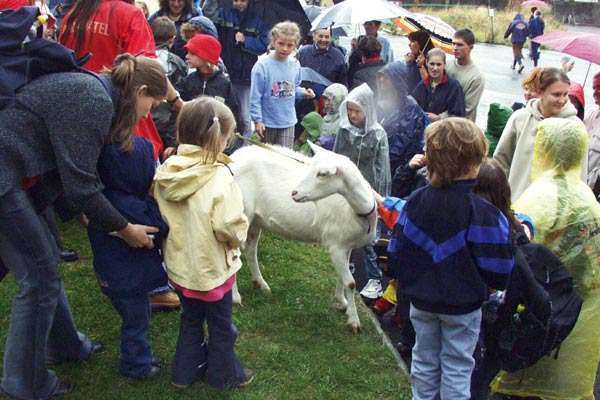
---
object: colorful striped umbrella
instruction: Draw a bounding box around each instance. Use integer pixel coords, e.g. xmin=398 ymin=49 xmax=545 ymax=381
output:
xmin=394 ymin=13 xmax=455 ymax=54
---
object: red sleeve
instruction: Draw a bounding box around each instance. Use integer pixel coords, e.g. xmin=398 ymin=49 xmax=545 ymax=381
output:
xmin=0 ymin=0 xmax=30 ymax=10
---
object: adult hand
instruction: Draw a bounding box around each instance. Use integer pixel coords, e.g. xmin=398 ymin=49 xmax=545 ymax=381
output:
xmin=426 ymin=112 xmax=440 ymax=122
xmin=118 ymin=223 xmax=158 ymax=249
xmin=235 ymin=32 xmax=245 ymax=44
xmin=162 ymin=147 xmax=177 ymax=160
xmin=304 ymin=88 xmax=316 ymax=99
xmin=255 ymin=122 xmax=266 ymax=139
xmin=372 ymin=189 xmax=384 ymax=206
xmin=416 ymin=54 xmax=426 ymax=67
xmin=409 ymin=154 xmax=426 ymax=169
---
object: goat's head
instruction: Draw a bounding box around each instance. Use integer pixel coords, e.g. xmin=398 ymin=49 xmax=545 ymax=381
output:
xmin=291 ymin=142 xmax=348 ymax=203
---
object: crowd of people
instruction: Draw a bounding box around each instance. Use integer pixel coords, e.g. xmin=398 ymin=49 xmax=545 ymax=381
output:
xmin=0 ymin=0 xmax=599 ymax=399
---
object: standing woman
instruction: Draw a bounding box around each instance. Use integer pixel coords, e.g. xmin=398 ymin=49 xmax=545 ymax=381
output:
xmin=412 ymin=48 xmax=466 ymax=122
xmin=148 ymin=0 xmax=202 ymax=59
xmin=0 ymin=58 xmax=164 ymax=399
xmin=494 ymin=67 xmax=583 ymax=202
xmin=404 ymin=30 xmax=434 ymax=94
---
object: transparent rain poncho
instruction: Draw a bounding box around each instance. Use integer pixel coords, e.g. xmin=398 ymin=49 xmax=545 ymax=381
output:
xmin=333 ymin=83 xmax=391 ymax=196
xmin=320 ymin=83 xmax=348 ymax=138
xmin=492 ymin=118 xmax=600 ymax=400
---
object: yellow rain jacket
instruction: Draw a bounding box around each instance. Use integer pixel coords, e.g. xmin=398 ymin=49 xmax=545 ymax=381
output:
xmin=492 ymin=118 xmax=600 ymax=400
xmin=153 ymin=145 xmax=248 ymax=291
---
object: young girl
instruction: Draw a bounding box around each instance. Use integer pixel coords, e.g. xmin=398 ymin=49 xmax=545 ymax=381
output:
xmin=249 ymin=21 xmax=315 ymax=148
xmin=334 ymin=83 xmax=391 ymax=300
xmin=87 ymin=54 xmax=169 ymax=380
xmin=153 ymin=97 xmax=253 ymax=389
xmin=318 ymin=83 xmax=348 ymax=150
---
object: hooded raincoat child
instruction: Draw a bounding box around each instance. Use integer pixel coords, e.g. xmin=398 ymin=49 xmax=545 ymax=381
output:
xmin=377 ymin=62 xmax=429 ymax=175
xmin=494 ymin=97 xmax=583 ymax=202
xmin=295 ymin=111 xmax=323 ymax=156
xmin=492 ymin=118 xmax=600 ymax=400
xmin=319 ymin=83 xmax=348 ymax=150
xmin=153 ymin=145 xmax=248 ymax=292
xmin=333 ymin=83 xmax=391 ymax=196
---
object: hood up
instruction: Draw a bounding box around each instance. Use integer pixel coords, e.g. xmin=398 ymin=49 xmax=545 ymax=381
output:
xmin=339 ymin=83 xmax=381 ymax=133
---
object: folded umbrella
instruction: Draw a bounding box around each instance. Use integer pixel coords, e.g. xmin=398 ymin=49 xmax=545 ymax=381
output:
xmin=311 ymin=0 xmax=411 ymax=31
xmin=394 ymin=13 xmax=455 ymax=54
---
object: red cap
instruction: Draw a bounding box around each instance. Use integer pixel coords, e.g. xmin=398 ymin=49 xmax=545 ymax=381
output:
xmin=184 ymin=34 xmax=222 ymax=65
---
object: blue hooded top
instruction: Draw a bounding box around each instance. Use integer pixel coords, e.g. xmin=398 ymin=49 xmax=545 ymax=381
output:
xmin=87 ymin=137 xmax=169 ymax=297
xmin=376 ymin=61 xmax=430 ymax=175
xmin=504 ymin=13 xmax=529 ymax=44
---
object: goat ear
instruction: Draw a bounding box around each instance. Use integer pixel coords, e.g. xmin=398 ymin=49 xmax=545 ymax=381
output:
xmin=316 ymin=166 xmax=337 ymax=177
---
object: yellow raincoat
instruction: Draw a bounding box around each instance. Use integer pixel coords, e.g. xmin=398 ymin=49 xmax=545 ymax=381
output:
xmin=153 ymin=145 xmax=248 ymax=291
xmin=491 ymin=118 xmax=600 ymax=400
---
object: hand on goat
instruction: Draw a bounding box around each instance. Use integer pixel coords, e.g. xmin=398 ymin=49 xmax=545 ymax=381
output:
xmin=255 ymin=122 xmax=266 ymax=139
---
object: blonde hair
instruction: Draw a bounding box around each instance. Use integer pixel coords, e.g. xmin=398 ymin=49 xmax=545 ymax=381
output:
xmin=176 ymin=97 xmax=236 ymax=163
xmin=269 ymin=21 xmax=301 ymax=46
xmin=425 ymin=117 xmax=488 ymax=188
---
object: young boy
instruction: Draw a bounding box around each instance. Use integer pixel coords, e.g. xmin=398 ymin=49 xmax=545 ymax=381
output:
xmin=176 ymin=34 xmax=246 ymax=139
xmin=385 ymin=118 xmax=514 ymax=399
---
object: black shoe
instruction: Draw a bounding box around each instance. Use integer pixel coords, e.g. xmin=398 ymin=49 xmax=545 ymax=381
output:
xmin=59 ymin=249 xmax=79 ymax=263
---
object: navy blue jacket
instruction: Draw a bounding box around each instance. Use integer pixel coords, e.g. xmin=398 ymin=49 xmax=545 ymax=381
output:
xmin=504 ymin=15 xmax=529 ymax=44
xmin=529 ymin=16 xmax=544 ymax=38
xmin=297 ymin=44 xmax=347 ymax=92
xmin=413 ymin=73 xmax=466 ymax=118
xmin=377 ymin=62 xmax=429 ymax=175
xmin=389 ymin=180 xmax=515 ymax=315
xmin=216 ymin=2 xmax=268 ymax=85
xmin=88 ymin=138 xmax=168 ymax=297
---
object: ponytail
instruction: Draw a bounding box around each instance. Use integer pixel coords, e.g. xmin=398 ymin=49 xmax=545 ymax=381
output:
xmin=105 ymin=54 xmax=168 ymax=152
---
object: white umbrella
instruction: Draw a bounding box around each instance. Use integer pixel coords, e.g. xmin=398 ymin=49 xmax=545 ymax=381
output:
xmin=311 ymin=0 xmax=412 ymax=31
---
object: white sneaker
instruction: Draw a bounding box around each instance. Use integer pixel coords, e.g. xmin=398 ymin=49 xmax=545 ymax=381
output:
xmin=360 ymin=279 xmax=383 ymax=299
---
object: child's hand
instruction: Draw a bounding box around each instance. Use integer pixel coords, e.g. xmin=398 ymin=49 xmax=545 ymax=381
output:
xmin=409 ymin=154 xmax=426 ymax=169
xmin=304 ymin=88 xmax=316 ymax=99
xmin=118 ymin=223 xmax=159 ymax=249
xmin=162 ymin=147 xmax=177 ymax=160
xmin=255 ymin=122 xmax=266 ymax=139
xmin=426 ymin=112 xmax=440 ymax=122
xmin=373 ymin=190 xmax=384 ymax=206
xmin=235 ymin=32 xmax=245 ymax=44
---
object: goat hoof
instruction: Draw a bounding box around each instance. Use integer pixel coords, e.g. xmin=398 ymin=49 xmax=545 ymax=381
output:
xmin=348 ymin=323 xmax=361 ymax=334
xmin=232 ymin=295 xmax=243 ymax=306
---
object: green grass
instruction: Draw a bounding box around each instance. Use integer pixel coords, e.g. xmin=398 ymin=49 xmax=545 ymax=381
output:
xmin=386 ymin=7 xmax=561 ymax=45
xmin=0 ymin=222 xmax=410 ymax=399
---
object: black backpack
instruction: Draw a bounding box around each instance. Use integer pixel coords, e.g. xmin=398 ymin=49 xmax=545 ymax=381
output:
xmin=0 ymin=6 xmax=91 ymax=110
xmin=483 ymin=240 xmax=583 ymax=372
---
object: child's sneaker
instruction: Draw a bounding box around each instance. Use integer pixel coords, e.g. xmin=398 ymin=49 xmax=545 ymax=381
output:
xmin=360 ymin=279 xmax=383 ymax=299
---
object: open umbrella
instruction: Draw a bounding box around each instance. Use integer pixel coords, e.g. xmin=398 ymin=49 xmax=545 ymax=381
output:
xmin=533 ymin=31 xmax=600 ymax=84
xmin=521 ymin=0 xmax=551 ymax=9
xmin=218 ymin=0 xmax=311 ymax=37
xmin=394 ymin=13 xmax=455 ymax=54
xmin=311 ymin=0 xmax=411 ymax=31
xmin=303 ymin=4 xmax=321 ymax=23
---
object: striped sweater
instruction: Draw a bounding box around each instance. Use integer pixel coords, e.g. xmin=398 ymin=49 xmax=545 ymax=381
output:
xmin=385 ymin=179 xmax=515 ymax=315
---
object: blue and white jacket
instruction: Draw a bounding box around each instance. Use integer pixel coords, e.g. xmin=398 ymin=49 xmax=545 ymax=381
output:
xmin=388 ymin=179 xmax=515 ymax=315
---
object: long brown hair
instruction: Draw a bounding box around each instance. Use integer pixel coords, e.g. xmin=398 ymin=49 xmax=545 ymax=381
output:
xmin=59 ymin=0 xmax=102 ymax=56
xmin=105 ymin=54 xmax=168 ymax=152
xmin=177 ymin=97 xmax=236 ymax=163
xmin=474 ymin=159 xmax=521 ymax=233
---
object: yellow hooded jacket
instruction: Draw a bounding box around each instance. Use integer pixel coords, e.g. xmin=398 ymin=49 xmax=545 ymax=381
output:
xmin=153 ymin=144 xmax=248 ymax=291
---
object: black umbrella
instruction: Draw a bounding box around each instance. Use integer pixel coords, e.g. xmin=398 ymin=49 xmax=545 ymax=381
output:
xmin=218 ymin=0 xmax=311 ymax=37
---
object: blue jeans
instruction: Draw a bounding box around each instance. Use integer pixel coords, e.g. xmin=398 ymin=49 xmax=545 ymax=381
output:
xmin=171 ymin=290 xmax=245 ymax=389
xmin=410 ymin=305 xmax=482 ymax=400
xmin=0 ymin=187 xmax=93 ymax=400
xmin=104 ymin=292 xmax=153 ymax=378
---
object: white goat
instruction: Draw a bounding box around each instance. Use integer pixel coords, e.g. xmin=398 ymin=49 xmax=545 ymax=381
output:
xmin=230 ymin=142 xmax=377 ymax=332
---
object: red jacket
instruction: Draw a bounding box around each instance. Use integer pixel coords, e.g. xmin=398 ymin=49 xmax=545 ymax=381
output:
xmin=0 ymin=0 xmax=30 ymax=10
xmin=60 ymin=0 xmax=163 ymax=159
